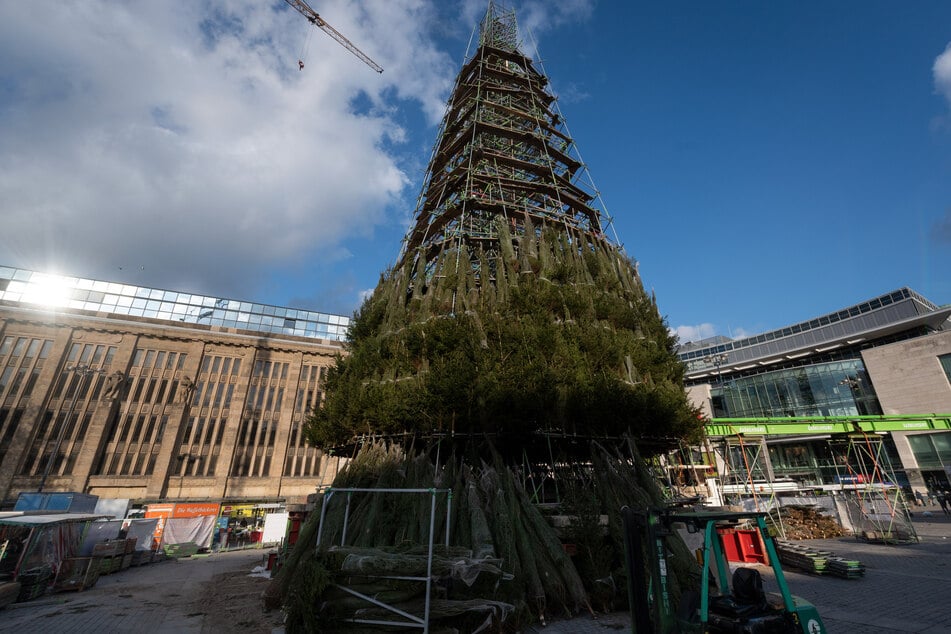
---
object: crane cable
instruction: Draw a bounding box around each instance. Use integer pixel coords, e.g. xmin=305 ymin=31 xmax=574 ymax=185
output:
xmin=298 ymin=22 xmax=314 ymax=70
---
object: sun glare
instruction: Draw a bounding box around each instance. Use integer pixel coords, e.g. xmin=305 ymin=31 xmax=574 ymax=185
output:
xmin=21 ymin=273 xmax=73 ymax=307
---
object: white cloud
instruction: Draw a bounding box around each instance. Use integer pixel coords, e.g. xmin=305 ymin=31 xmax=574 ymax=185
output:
xmin=358 ymin=288 xmax=376 ymax=304
xmin=0 ymin=0 xmax=455 ymax=299
xmin=673 ymin=323 xmax=717 ymax=344
xmin=0 ymin=0 xmax=601 ymax=311
xmin=730 ymin=327 xmax=754 ymax=340
xmin=935 ymin=43 xmax=951 ymax=107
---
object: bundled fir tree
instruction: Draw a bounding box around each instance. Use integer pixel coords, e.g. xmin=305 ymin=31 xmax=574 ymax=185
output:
xmin=276 ymin=4 xmax=704 ymax=630
xmin=307 ymin=4 xmax=700 ymax=454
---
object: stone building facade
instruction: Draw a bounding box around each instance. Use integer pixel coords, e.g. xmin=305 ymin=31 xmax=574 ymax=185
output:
xmin=861 ymin=330 xmax=951 ymax=490
xmin=0 ymin=267 xmax=349 ymax=508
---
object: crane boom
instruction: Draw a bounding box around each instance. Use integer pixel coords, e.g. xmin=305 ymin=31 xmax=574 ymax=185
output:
xmin=284 ymin=0 xmax=383 ymax=73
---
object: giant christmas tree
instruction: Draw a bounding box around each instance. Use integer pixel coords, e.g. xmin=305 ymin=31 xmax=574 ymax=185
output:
xmin=278 ymin=4 xmax=702 ymax=630
xmin=307 ymin=4 xmax=699 ymax=453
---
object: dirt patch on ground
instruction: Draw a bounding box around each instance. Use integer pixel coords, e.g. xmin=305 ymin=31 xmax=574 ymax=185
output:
xmin=193 ymin=568 xmax=285 ymax=632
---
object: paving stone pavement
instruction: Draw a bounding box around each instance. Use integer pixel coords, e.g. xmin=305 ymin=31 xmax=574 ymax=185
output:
xmin=3 ymin=514 xmax=950 ymax=633
xmin=771 ymin=513 xmax=951 ymax=634
xmin=0 ymin=548 xmax=271 ymax=633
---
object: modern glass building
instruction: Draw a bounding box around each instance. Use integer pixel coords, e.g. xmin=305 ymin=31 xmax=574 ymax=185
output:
xmin=680 ymin=288 xmax=951 ymax=494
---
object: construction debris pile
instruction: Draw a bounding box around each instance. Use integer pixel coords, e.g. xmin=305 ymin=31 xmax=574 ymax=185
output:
xmin=771 ymin=505 xmax=847 ymax=540
xmin=775 ymin=541 xmax=866 ymax=579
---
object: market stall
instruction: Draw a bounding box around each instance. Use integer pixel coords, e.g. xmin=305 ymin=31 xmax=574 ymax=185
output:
xmin=0 ymin=513 xmax=105 ymax=601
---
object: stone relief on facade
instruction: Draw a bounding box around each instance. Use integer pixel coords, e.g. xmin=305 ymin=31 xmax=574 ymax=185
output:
xmin=101 ymin=370 xmax=127 ymax=401
xmin=178 ymin=376 xmax=196 ymax=404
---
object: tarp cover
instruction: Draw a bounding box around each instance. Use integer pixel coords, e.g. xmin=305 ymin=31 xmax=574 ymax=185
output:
xmin=163 ymin=515 xmax=216 ymax=549
xmin=79 ymin=520 xmax=123 ymax=556
xmin=124 ymin=518 xmax=160 ymax=551
xmin=18 ymin=522 xmax=86 ymax=575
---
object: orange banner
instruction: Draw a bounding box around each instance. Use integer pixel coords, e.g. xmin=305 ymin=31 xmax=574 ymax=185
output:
xmin=144 ymin=504 xmax=175 ymax=548
xmin=144 ymin=503 xmax=220 ymax=547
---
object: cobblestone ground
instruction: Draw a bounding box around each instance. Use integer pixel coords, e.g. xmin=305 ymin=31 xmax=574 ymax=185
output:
xmin=3 ymin=515 xmax=950 ymax=633
xmin=779 ymin=514 xmax=951 ymax=634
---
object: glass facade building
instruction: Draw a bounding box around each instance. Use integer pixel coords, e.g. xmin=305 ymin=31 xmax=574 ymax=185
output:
xmin=710 ymin=359 xmax=880 ymax=419
xmin=682 ymin=287 xmax=950 ymax=420
xmin=680 ymin=287 xmax=951 ymax=494
xmin=0 ymin=266 xmax=350 ymax=342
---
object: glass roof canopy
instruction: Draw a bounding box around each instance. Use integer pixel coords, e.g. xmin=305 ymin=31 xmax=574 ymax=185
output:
xmin=0 ymin=266 xmax=350 ymax=342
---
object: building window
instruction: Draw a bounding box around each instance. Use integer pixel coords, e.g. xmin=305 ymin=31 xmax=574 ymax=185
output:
xmin=940 ymin=354 xmax=951 ymax=386
xmin=908 ymin=433 xmax=951 ymax=470
xmin=710 ymin=359 xmax=881 ymax=419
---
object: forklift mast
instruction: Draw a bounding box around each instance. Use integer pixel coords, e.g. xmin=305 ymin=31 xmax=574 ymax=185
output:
xmin=621 ymin=506 xmax=826 ymax=634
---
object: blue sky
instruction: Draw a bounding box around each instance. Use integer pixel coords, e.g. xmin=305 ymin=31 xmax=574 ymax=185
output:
xmin=1 ymin=1 xmax=950 ymax=344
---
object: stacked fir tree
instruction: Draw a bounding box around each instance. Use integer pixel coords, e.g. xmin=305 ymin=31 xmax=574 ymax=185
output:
xmin=278 ymin=4 xmax=703 ymax=630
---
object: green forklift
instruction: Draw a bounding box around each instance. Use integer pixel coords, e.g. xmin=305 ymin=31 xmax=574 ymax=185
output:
xmin=621 ymin=507 xmax=826 ymax=633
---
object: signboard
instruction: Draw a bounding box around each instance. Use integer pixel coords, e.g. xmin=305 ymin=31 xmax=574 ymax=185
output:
xmin=262 ymin=512 xmax=289 ymax=544
xmin=834 ymin=474 xmax=867 ymax=484
xmin=171 ymin=503 xmax=220 ymax=518
xmin=144 ymin=503 xmax=175 ymax=549
xmin=144 ymin=503 xmax=220 ymax=548
xmin=226 ymin=504 xmax=257 ymax=519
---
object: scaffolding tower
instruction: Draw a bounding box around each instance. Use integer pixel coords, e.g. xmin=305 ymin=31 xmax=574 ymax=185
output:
xmin=829 ymin=433 xmax=917 ymax=544
xmin=396 ymin=1 xmax=619 ymax=288
xmin=704 ymin=423 xmax=918 ymax=543
xmin=715 ymin=434 xmax=788 ymax=537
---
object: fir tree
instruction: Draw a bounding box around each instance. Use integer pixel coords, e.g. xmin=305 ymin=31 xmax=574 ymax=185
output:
xmin=305 ymin=4 xmax=701 ymax=454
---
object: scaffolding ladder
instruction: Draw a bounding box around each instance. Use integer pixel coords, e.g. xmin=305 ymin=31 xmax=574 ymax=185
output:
xmin=716 ymin=433 xmax=787 ymax=538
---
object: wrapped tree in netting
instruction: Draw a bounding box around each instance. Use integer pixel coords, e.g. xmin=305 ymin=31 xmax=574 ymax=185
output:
xmin=274 ymin=3 xmax=704 ymax=631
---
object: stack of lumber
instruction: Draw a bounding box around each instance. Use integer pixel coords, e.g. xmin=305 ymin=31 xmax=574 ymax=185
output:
xmin=825 ymin=557 xmax=866 ymax=579
xmin=120 ymin=538 xmax=136 ymax=571
xmin=773 ymin=505 xmax=847 ymax=540
xmin=860 ymin=528 xmax=915 ymax=544
xmin=775 ymin=540 xmax=865 ymax=579
xmin=774 ymin=541 xmax=831 ymax=575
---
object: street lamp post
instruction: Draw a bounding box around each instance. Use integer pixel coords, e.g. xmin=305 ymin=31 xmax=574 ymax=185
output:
xmin=697 ymin=353 xmax=729 ymax=504
xmin=38 ymin=364 xmax=105 ymax=493
xmin=704 ymin=353 xmax=729 ymax=384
